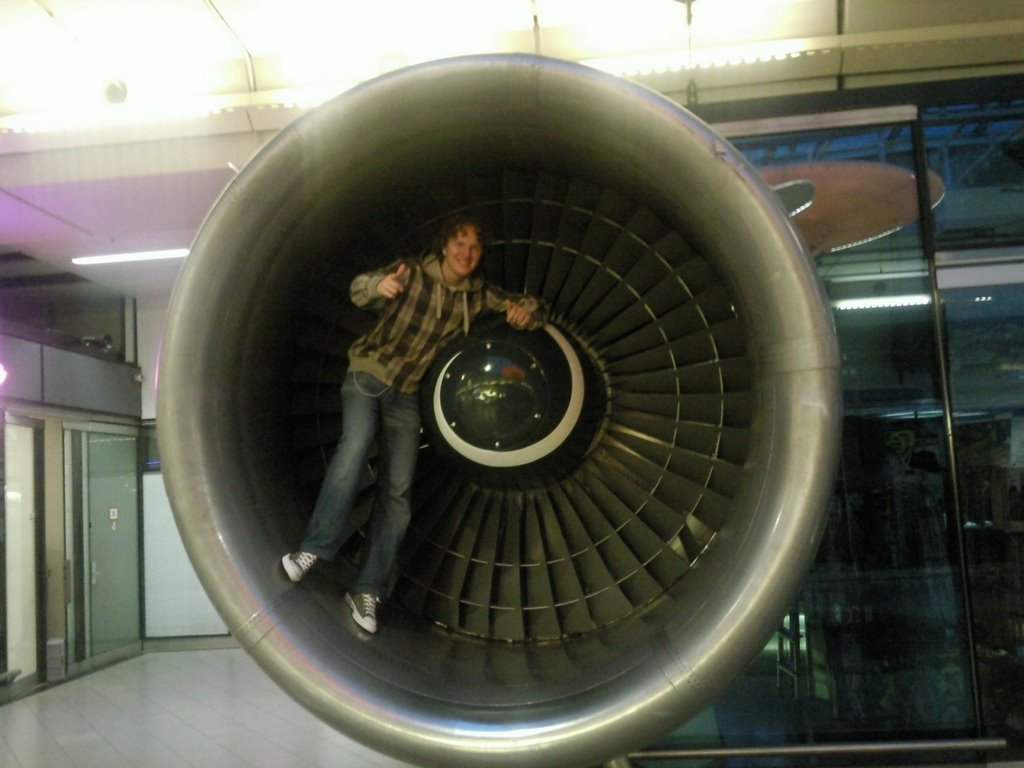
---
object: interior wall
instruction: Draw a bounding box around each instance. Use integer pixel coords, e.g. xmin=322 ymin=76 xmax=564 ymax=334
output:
xmin=141 ymin=472 xmax=226 ymax=637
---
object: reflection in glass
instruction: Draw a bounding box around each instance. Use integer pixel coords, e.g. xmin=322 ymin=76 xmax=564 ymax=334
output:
xmin=945 ymin=278 xmax=1024 ymax=757
xmin=652 ymin=119 xmax=976 ymax=755
xmin=924 ymin=100 xmax=1024 ymax=251
xmin=440 ymin=342 xmax=550 ymax=451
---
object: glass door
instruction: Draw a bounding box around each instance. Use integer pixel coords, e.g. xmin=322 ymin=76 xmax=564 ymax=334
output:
xmin=1 ymin=413 xmax=45 ymax=694
xmin=64 ymin=424 xmax=140 ymax=670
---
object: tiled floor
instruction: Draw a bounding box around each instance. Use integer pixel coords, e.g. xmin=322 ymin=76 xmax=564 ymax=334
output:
xmin=0 ymin=649 xmax=421 ymax=768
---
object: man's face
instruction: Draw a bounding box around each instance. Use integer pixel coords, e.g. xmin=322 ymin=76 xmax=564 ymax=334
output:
xmin=442 ymin=226 xmax=482 ymax=282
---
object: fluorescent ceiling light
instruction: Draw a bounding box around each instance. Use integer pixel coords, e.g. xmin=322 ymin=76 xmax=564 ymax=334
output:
xmin=831 ymin=294 xmax=931 ymax=311
xmin=72 ymin=248 xmax=189 ymax=265
xmin=883 ymin=409 xmax=943 ymax=419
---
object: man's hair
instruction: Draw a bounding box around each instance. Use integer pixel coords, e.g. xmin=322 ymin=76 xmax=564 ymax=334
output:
xmin=435 ymin=211 xmax=490 ymax=252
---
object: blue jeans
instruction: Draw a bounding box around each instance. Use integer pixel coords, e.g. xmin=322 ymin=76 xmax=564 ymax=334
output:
xmin=300 ymin=371 xmax=422 ymax=597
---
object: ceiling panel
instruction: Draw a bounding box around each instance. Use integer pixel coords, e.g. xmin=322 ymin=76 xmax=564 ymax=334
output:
xmin=844 ymin=0 xmax=1024 ymax=34
xmin=688 ymin=0 xmax=837 ymax=46
xmin=842 ymin=24 xmax=1024 ymax=76
xmin=10 ymin=170 xmax=231 ymax=243
xmin=0 ymin=190 xmax=92 ymax=243
xmin=0 ymin=0 xmax=247 ymax=116
xmin=0 ymin=0 xmax=1023 ymax=304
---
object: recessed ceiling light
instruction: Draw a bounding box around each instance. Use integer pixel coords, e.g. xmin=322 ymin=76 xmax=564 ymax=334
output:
xmin=72 ymin=248 xmax=189 ymax=265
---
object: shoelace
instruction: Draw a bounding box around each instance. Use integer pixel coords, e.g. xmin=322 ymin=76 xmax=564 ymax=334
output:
xmin=356 ymin=595 xmax=377 ymax=618
xmin=294 ymin=552 xmax=316 ymax=570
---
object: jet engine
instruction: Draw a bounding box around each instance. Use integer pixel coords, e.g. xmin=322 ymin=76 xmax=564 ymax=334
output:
xmin=158 ymin=54 xmax=841 ymax=768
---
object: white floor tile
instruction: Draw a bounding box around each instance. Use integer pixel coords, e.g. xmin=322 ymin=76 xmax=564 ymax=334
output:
xmin=0 ymin=649 xmax=425 ymax=768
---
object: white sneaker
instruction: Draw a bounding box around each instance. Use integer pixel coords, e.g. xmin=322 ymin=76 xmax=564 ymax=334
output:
xmin=282 ymin=551 xmax=317 ymax=582
xmin=345 ymin=592 xmax=379 ymax=633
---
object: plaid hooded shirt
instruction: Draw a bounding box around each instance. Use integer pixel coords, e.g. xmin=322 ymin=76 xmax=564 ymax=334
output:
xmin=347 ymin=253 xmax=547 ymax=394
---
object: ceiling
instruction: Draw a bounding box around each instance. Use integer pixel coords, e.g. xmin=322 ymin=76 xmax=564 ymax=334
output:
xmin=1 ymin=0 xmax=1023 ymax=303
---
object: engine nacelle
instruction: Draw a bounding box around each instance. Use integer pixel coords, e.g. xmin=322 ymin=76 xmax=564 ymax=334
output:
xmin=158 ymin=54 xmax=841 ymax=768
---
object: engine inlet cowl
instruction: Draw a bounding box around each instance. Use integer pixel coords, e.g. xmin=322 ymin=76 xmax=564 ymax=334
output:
xmin=158 ymin=54 xmax=842 ymax=768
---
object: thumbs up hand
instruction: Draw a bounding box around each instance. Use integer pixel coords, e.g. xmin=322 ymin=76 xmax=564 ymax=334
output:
xmin=376 ymin=263 xmax=408 ymax=299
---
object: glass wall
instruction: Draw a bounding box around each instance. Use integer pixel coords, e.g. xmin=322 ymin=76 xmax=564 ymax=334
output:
xmin=931 ymin=94 xmax=1024 ymax=761
xmin=941 ymin=266 xmax=1024 ymax=759
xmin=644 ymin=109 xmax=979 ymax=764
xmin=925 ymin=98 xmax=1024 ymax=251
